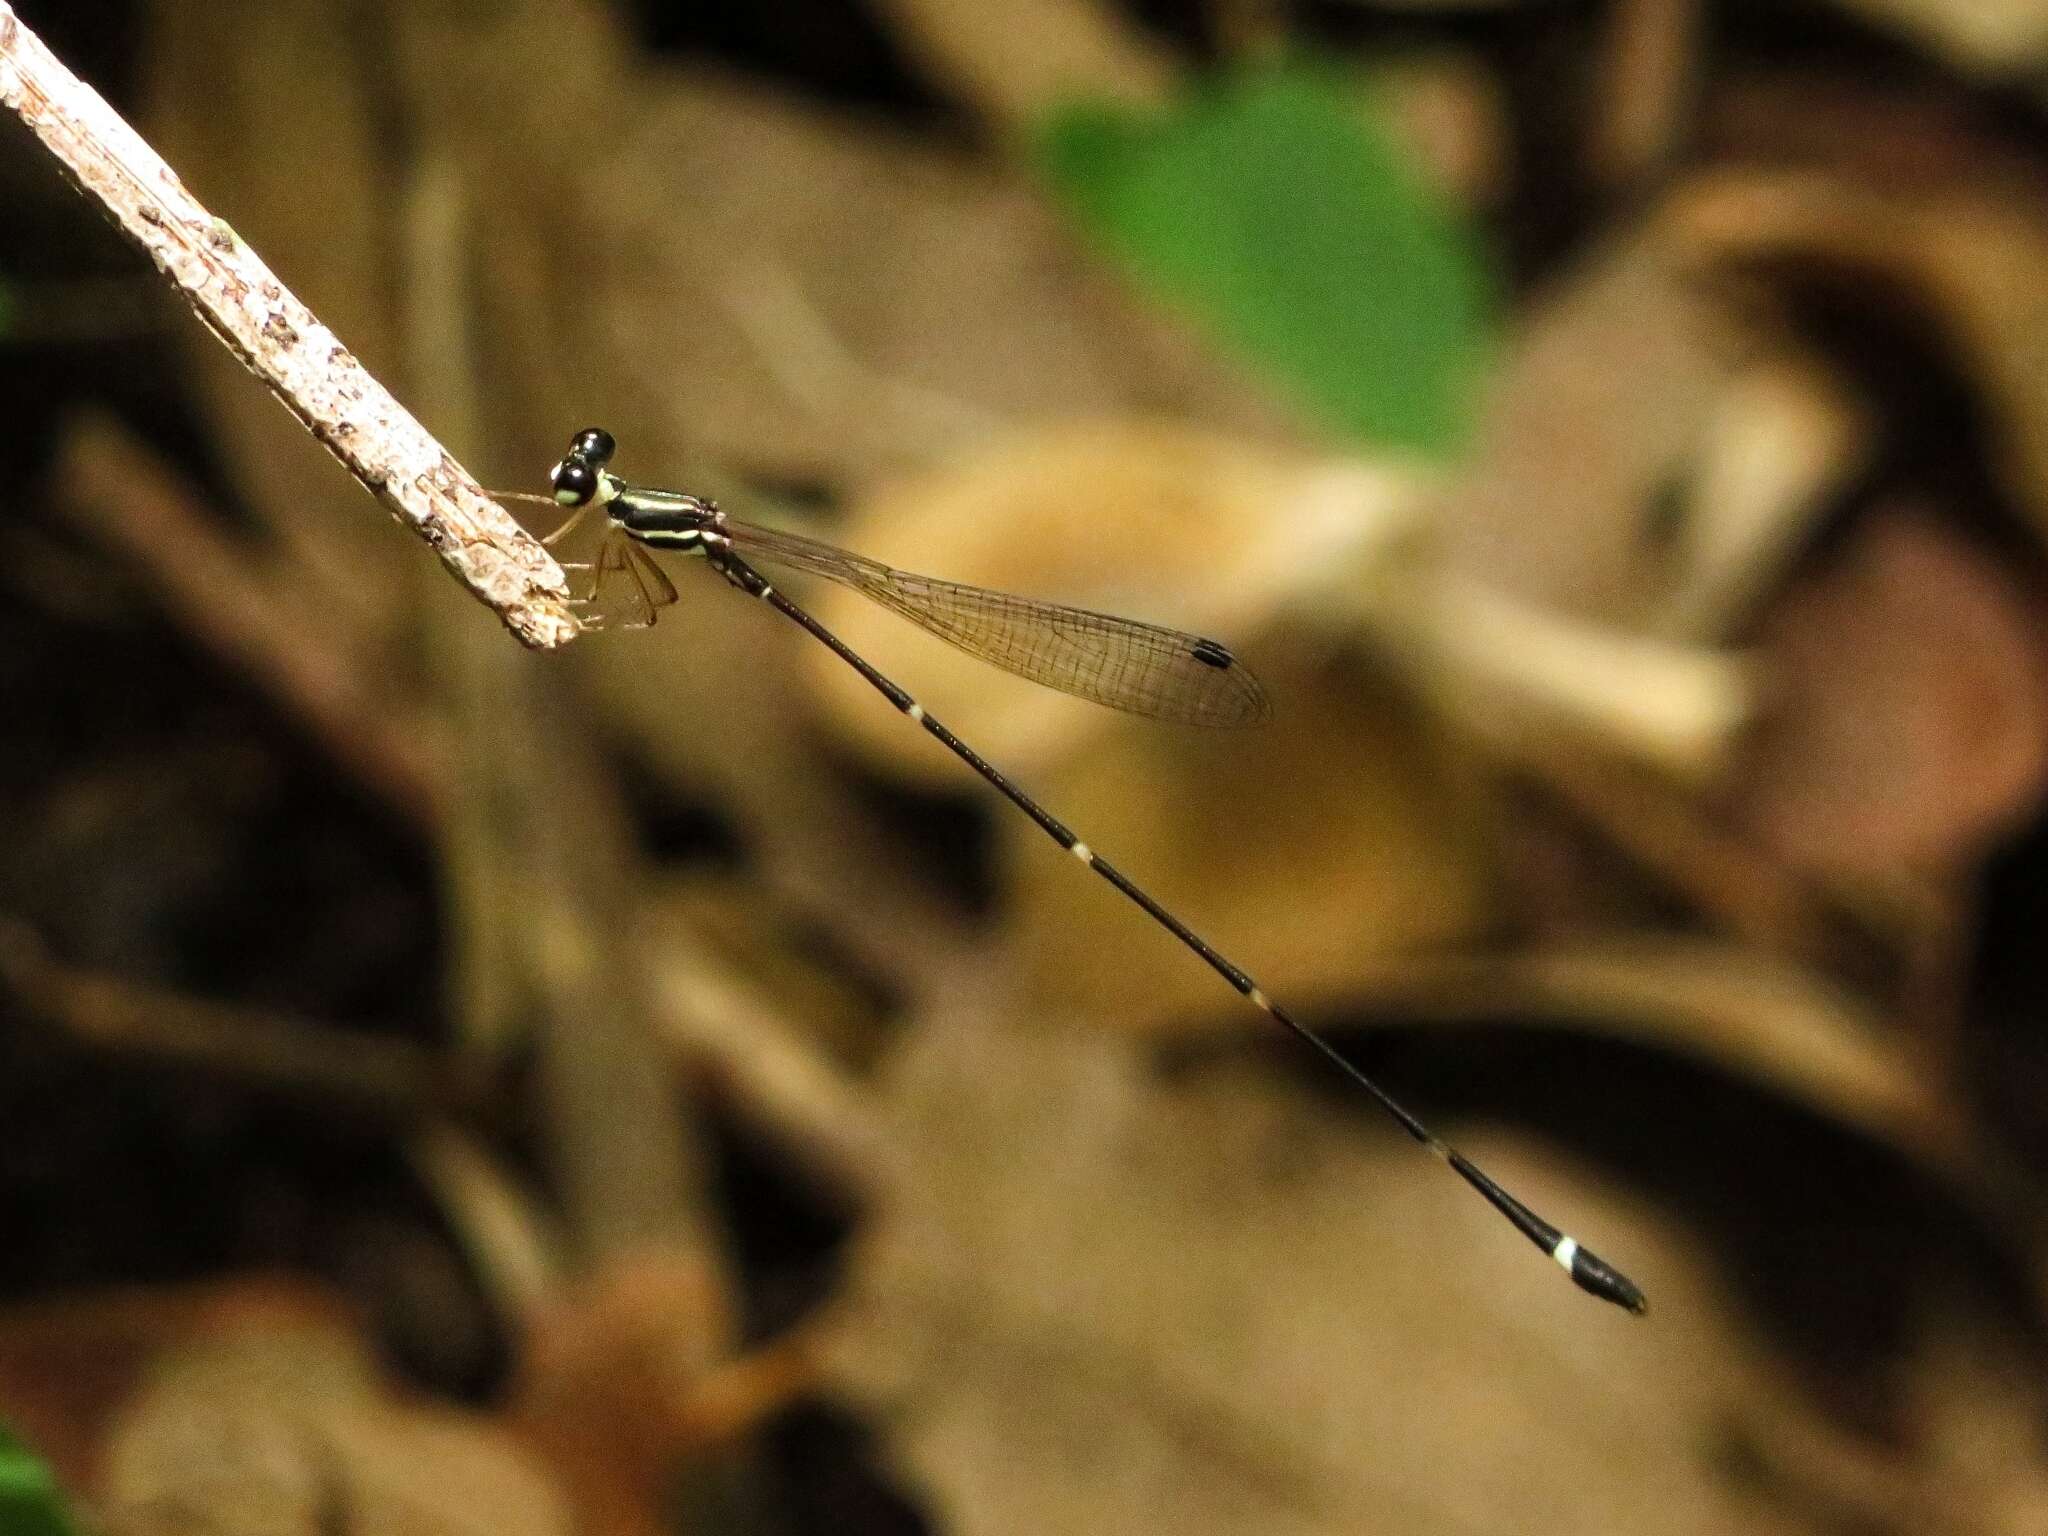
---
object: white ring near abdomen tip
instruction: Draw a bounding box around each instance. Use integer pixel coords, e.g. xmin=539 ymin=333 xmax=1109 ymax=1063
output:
xmin=1553 ymin=1236 xmax=1578 ymax=1273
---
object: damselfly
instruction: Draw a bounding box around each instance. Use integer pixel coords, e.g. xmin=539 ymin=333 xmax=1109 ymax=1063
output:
xmin=508 ymin=427 xmax=1646 ymax=1314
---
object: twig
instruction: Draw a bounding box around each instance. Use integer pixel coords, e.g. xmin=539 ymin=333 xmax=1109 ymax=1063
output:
xmin=407 ymin=1123 xmax=565 ymax=1325
xmin=0 ymin=4 xmax=578 ymax=648
xmin=53 ymin=413 xmax=449 ymax=832
xmin=705 ymin=251 xmax=1003 ymax=462
xmin=1589 ymin=0 xmax=1703 ymax=189
xmin=866 ymin=0 xmax=1174 ymax=133
xmin=1513 ymin=730 xmax=1834 ymax=959
xmin=645 ymin=937 xmax=900 ymax=1206
xmin=0 ymin=917 xmax=436 ymax=1118
xmin=668 ymin=1322 xmax=834 ymax=1447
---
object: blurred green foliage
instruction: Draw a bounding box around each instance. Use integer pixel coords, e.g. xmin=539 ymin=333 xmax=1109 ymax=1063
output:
xmin=1037 ymin=64 xmax=1494 ymax=458
xmin=0 ymin=1427 xmax=76 ymax=1536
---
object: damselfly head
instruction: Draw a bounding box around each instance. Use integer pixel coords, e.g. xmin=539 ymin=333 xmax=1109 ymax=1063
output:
xmin=570 ymin=426 xmax=617 ymax=465
xmin=550 ymin=426 xmax=619 ymax=508
xmin=551 ymin=457 xmax=600 ymax=508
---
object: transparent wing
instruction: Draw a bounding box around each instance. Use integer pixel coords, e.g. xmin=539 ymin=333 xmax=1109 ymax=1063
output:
xmin=722 ymin=518 xmax=1270 ymax=727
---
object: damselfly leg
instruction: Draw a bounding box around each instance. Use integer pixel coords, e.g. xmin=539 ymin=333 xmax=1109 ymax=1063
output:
xmin=498 ymin=486 xmax=679 ymax=630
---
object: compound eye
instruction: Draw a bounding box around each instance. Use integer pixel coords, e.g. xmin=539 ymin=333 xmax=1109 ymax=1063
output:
xmin=552 ymin=458 xmax=599 ymax=507
xmin=570 ymin=426 xmax=616 ymax=465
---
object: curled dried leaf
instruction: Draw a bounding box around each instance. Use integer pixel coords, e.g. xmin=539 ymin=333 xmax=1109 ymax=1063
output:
xmin=1727 ymin=508 xmax=2048 ymax=883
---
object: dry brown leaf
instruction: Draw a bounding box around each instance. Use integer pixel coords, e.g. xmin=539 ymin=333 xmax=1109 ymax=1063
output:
xmin=512 ymin=1252 xmax=736 ymax=1536
xmin=1902 ymin=1316 xmax=2048 ymax=1530
xmin=1340 ymin=936 xmax=1969 ymax=1174
xmin=1368 ymin=52 xmax=1512 ymax=209
xmin=865 ymin=0 xmax=1176 ymax=130
xmin=1660 ymin=352 xmax=1868 ymax=641
xmin=0 ymin=1286 xmax=267 ymax=1496
xmin=1436 ymin=228 xmax=1748 ymax=626
xmin=572 ymin=68 xmax=1302 ymax=487
xmin=1733 ymin=1312 xmax=2048 ymax=1536
xmin=1327 ymin=228 xmax=1785 ymax=782
xmin=998 ymin=650 xmax=1495 ymax=1033
xmin=1391 ymin=571 xmax=1754 ymax=780
xmin=1728 ymin=507 xmax=2048 ymax=883
xmin=822 ymin=1008 xmax=1816 ymax=1536
xmin=97 ymin=1292 xmax=570 ymax=1536
xmin=0 ymin=1280 xmax=568 ymax=1536
xmin=1667 ymin=160 xmax=2048 ymax=529
xmin=1823 ymin=0 xmax=2048 ymax=82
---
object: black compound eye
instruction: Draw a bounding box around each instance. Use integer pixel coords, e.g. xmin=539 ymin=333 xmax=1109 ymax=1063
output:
xmin=552 ymin=458 xmax=599 ymax=507
xmin=570 ymin=426 xmax=616 ymax=465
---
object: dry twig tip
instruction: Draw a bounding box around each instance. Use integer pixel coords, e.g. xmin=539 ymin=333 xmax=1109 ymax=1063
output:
xmin=0 ymin=2 xmax=579 ymax=648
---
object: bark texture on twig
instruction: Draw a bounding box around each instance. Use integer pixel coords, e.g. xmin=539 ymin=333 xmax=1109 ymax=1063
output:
xmin=0 ymin=3 xmax=579 ymax=648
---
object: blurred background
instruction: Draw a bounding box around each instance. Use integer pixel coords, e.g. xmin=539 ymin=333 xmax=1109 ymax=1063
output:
xmin=2 ymin=0 xmax=2046 ymax=1530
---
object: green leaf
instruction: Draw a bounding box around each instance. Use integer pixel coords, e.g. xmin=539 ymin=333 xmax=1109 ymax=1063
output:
xmin=0 ymin=1425 xmax=79 ymax=1536
xmin=1037 ymin=65 xmax=1494 ymax=458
